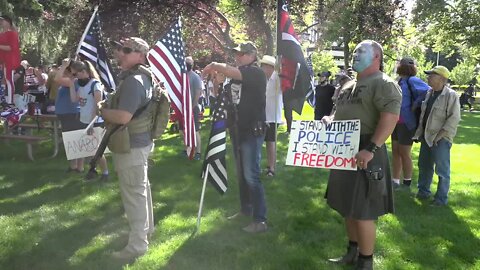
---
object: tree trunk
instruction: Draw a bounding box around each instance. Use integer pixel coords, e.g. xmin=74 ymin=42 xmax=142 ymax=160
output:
xmin=343 ymin=32 xmax=351 ymax=69
xmin=248 ymin=1 xmax=274 ymax=55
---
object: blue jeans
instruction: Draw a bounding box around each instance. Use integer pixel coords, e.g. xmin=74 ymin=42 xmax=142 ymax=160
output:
xmin=417 ymin=138 xmax=452 ymax=204
xmin=235 ymin=133 xmax=267 ymax=222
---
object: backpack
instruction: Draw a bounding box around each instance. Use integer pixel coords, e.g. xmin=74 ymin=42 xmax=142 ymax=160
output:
xmin=88 ymin=79 xmax=106 ymax=100
xmin=400 ymin=77 xmax=422 ymax=129
xmin=149 ymin=76 xmax=171 ymax=139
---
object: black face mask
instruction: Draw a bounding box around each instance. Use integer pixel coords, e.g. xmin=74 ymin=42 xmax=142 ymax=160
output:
xmin=78 ymin=78 xmax=90 ymax=87
xmin=186 ymin=63 xmax=193 ymax=71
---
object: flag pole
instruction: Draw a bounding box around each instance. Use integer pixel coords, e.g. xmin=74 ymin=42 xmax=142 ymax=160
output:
xmin=274 ymin=0 xmax=282 ymax=172
xmin=195 ymin=164 xmax=210 ymax=233
xmin=75 ymin=5 xmax=99 ymax=58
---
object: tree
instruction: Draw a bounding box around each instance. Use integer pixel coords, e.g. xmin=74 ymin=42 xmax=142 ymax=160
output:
xmin=310 ymin=51 xmax=339 ymax=77
xmin=319 ymin=0 xmax=406 ymax=68
xmin=412 ymin=0 xmax=480 ymax=53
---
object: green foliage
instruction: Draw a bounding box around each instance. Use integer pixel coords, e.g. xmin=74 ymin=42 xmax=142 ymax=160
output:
xmin=319 ymin=0 xmax=405 ymax=67
xmin=310 ymin=51 xmax=339 ymax=76
xmin=450 ymin=60 xmax=477 ymax=86
xmin=383 ymin=25 xmax=434 ymax=80
xmin=412 ymin=0 xmax=480 ymax=51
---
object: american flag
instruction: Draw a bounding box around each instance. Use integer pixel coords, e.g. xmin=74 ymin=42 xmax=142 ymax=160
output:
xmin=148 ymin=18 xmax=196 ymax=155
xmin=201 ymin=88 xmax=228 ymax=194
xmin=77 ymin=10 xmax=116 ymax=90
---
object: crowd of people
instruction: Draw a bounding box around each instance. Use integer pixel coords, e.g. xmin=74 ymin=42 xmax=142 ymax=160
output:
xmin=0 ymin=13 xmax=471 ymax=270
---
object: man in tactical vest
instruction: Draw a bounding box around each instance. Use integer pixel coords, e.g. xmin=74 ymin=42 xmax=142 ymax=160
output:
xmin=97 ymin=37 xmax=154 ymax=260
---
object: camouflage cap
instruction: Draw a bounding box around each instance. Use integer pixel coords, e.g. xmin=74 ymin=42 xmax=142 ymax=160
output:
xmin=231 ymin=41 xmax=257 ymax=54
xmin=123 ymin=37 xmax=149 ymax=54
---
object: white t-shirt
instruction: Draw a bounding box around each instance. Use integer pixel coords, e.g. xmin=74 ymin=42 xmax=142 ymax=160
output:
xmin=78 ymin=79 xmax=104 ymax=124
xmin=37 ymin=73 xmax=49 ymax=93
xmin=265 ymin=71 xmax=283 ymax=123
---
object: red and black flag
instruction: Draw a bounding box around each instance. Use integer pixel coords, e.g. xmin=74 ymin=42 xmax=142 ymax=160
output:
xmin=277 ymin=0 xmax=313 ymax=114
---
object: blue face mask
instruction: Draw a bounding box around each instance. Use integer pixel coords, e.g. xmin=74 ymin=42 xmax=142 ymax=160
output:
xmin=352 ymin=43 xmax=374 ymax=73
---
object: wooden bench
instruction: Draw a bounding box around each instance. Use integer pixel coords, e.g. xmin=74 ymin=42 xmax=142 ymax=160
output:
xmin=0 ymin=134 xmax=49 ymax=161
xmin=17 ymin=123 xmax=55 ymax=130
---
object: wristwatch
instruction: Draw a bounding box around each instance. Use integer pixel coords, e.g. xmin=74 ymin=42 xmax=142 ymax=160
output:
xmin=364 ymin=142 xmax=380 ymax=154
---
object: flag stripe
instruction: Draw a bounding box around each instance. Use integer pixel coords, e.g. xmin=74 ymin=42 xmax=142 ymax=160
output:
xmin=208 ymin=164 xmax=227 ymax=192
xmin=201 ymin=88 xmax=229 ymax=194
xmin=148 ymin=18 xmax=196 ymax=153
xmin=77 ymin=12 xmax=116 ymax=90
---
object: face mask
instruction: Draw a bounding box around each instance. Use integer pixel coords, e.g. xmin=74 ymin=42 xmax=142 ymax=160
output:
xmin=78 ymin=78 xmax=90 ymax=87
xmin=352 ymin=43 xmax=374 ymax=73
xmin=186 ymin=63 xmax=192 ymax=71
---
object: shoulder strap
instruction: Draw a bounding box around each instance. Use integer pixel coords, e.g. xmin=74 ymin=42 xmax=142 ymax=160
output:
xmin=404 ymin=76 xmax=416 ymax=103
xmin=88 ymin=80 xmax=99 ymax=96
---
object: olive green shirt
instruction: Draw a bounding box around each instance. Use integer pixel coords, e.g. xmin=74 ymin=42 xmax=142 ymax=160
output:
xmin=334 ymin=71 xmax=401 ymax=134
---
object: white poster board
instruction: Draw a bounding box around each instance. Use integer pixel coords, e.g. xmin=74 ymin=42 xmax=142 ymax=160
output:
xmin=286 ymin=120 xmax=361 ymax=171
xmin=62 ymin=127 xmax=106 ymax=160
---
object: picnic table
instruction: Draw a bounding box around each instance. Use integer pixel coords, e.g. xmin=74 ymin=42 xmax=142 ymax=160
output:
xmin=0 ymin=114 xmax=61 ymax=161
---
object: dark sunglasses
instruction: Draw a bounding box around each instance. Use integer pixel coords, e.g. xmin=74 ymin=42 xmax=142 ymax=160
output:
xmin=121 ymin=47 xmax=137 ymax=54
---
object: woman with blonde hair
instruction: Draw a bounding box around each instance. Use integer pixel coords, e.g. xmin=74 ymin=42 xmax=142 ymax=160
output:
xmin=69 ymin=60 xmax=109 ymax=181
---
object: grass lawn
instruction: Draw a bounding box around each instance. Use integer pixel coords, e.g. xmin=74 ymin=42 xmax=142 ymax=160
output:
xmin=0 ymin=105 xmax=479 ymax=270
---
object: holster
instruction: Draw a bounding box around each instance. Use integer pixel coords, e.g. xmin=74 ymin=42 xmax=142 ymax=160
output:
xmin=363 ymin=151 xmax=387 ymax=199
xmin=107 ymin=126 xmax=131 ymax=153
xmin=252 ymin=121 xmax=267 ymax=137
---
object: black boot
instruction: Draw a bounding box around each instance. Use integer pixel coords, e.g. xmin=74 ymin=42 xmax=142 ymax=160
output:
xmin=355 ymin=255 xmax=373 ymax=270
xmin=328 ymin=243 xmax=358 ymax=265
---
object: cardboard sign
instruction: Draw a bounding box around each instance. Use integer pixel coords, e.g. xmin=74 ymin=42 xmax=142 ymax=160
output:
xmin=286 ymin=120 xmax=361 ymax=171
xmin=62 ymin=127 xmax=105 ymax=160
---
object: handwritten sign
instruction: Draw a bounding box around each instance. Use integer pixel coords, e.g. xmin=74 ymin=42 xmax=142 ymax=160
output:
xmin=62 ymin=127 xmax=105 ymax=160
xmin=285 ymin=120 xmax=360 ymax=171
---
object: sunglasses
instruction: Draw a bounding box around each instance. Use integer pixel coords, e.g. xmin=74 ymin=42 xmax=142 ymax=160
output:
xmin=121 ymin=47 xmax=139 ymax=54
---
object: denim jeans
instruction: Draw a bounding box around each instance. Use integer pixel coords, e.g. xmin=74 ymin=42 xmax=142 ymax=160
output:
xmin=417 ymin=138 xmax=452 ymax=204
xmin=234 ymin=133 xmax=267 ymax=222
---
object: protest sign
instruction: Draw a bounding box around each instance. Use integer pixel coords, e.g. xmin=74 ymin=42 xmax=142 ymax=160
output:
xmin=285 ymin=120 xmax=360 ymax=171
xmin=62 ymin=127 xmax=105 ymax=160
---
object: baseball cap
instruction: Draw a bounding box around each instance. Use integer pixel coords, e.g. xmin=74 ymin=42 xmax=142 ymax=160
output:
xmin=122 ymin=37 xmax=149 ymax=54
xmin=400 ymin=57 xmax=415 ymax=65
xmin=0 ymin=15 xmax=13 ymax=26
xmin=185 ymin=56 xmax=194 ymax=65
xmin=424 ymin=65 xmax=450 ymax=79
xmin=318 ymin=71 xmax=331 ymax=77
xmin=231 ymin=41 xmax=257 ymax=54
xmin=259 ymin=55 xmax=276 ymax=67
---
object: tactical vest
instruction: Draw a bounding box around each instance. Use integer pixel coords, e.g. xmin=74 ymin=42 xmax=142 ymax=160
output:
xmin=109 ymin=65 xmax=154 ymax=135
xmin=106 ymin=64 xmax=170 ymax=153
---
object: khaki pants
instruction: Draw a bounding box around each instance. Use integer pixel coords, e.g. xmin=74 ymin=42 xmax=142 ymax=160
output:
xmin=113 ymin=143 xmax=154 ymax=254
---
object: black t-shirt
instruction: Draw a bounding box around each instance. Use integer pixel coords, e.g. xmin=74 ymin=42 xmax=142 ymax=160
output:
xmin=227 ymin=64 xmax=266 ymax=137
xmin=314 ymin=83 xmax=335 ymax=119
xmin=14 ymin=65 xmax=25 ymax=95
xmin=422 ymin=90 xmax=442 ymax=131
